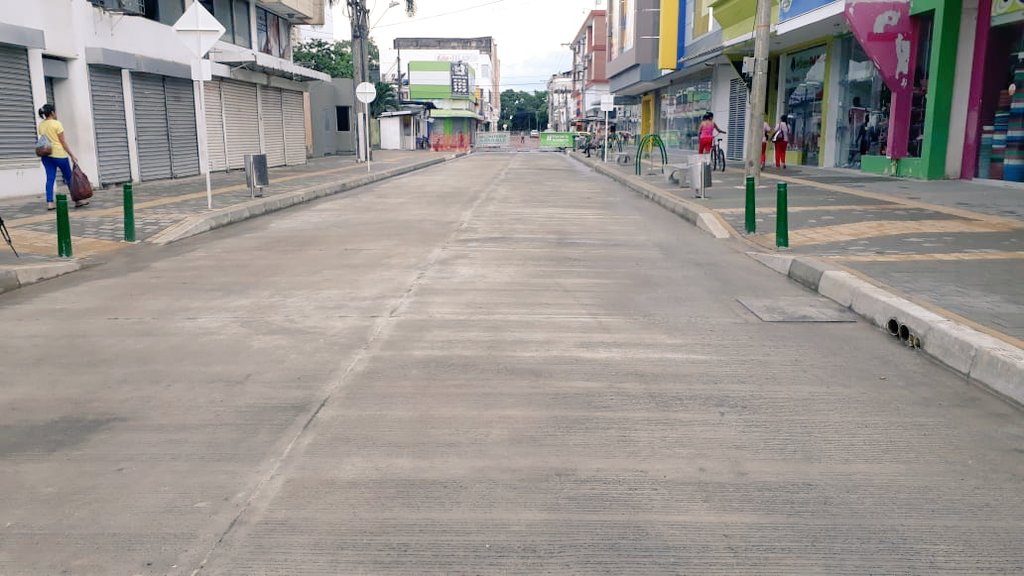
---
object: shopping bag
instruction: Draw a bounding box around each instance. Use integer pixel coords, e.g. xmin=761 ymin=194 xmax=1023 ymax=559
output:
xmin=35 ymin=135 xmax=51 ymax=157
xmin=70 ymin=164 xmax=94 ymax=202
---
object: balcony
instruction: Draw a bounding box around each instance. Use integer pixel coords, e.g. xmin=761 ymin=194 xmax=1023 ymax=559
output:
xmin=257 ymin=0 xmax=324 ymax=24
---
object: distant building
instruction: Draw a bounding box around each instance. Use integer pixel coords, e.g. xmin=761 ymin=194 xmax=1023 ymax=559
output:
xmin=547 ymin=72 xmax=573 ymax=132
xmin=570 ymin=9 xmax=609 ymax=126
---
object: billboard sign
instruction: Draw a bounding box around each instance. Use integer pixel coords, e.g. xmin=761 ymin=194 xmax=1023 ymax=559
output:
xmin=450 ymin=62 xmax=470 ymax=97
xmin=476 ymin=132 xmax=510 ymax=148
xmin=539 ymin=132 xmax=575 ymax=149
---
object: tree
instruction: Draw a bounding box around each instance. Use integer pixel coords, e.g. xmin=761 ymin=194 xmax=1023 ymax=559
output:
xmin=370 ymin=81 xmax=398 ymax=117
xmin=500 ymin=89 xmax=549 ymax=131
xmin=293 ymin=39 xmax=354 ymax=78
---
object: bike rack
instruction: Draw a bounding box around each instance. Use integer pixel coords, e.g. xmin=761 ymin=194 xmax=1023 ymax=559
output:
xmin=635 ymin=134 xmax=668 ymax=176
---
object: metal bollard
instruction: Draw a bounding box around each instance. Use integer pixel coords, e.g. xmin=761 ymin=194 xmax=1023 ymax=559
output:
xmin=123 ymin=182 xmax=136 ymax=242
xmin=55 ymin=194 xmax=72 ymax=258
xmin=776 ymin=182 xmax=789 ymax=248
xmin=744 ymin=176 xmax=756 ymax=233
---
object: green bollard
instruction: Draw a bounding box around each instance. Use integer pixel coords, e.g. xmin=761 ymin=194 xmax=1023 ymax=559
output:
xmin=776 ymin=182 xmax=789 ymax=248
xmin=123 ymin=182 xmax=136 ymax=242
xmin=55 ymin=194 xmax=72 ymax=258
xmin=744 ymin=176 xmax=756 ymax=233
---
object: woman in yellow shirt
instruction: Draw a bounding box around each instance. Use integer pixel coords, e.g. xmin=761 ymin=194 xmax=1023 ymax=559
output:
xmin=37 ymin=104 xmax=87 ymax=210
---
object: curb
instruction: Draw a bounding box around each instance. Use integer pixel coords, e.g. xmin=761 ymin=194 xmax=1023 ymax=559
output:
xmin=748 ymin=252 xmax=1024 ymax=406
xmin=149 ymin=154 xmax=464 ymax=245
xmin=568 ymin=153 xmax=730 ymax=239
xmin=571 ymin=149 xmax=1024 ymax=406
xmin=0 ymin=260 xmax=82 ymax=296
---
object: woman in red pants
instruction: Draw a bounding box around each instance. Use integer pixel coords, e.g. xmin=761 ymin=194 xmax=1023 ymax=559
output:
xmin=771 ymin=114 xmax=790 ymax=169
xmin=697 ymin=112 xmax=725 ymax=155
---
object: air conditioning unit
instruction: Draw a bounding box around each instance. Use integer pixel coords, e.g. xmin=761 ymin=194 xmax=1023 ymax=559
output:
xmin=91 ymin=0 xmax=146 ymax=16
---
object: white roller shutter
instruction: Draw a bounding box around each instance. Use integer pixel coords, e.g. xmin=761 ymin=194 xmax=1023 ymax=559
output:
xmin=283 ymin=89 xmax=306 ymax=165
xmin=164 ymin=76 xmax=199 ymax=177
xmin=223 ymin=80 xmax=260 ymax=170
xmin=0 ymin=45 xmax=39 ymax=162
xmin=89 ymin=66 xmax=131 ymax=184
xmin=132 ymin=72 xmax=172 ymax=180
xmin=260 ymin=86 xmax=285 ymax=167
xmin=727 ymin=78 xmax=747 ymax=161
xmin=204 ymin=80 xmax=227 ymax=171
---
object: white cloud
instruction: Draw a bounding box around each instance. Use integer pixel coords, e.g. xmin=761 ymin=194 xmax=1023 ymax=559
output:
xmin=333 ymin=0 xmax=604 ymax=92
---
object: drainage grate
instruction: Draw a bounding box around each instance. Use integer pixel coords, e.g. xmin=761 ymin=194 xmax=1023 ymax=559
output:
xmin=738 ymin=296 xmax=857 ymax=322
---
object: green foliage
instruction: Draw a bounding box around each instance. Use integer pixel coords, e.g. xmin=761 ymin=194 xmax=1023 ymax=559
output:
xmin=293 ymin=39 xmax=381 ymax=79
xmin=370 ymin=82 xmax=399 ymax=117
xmin=500 ymin=89 xmax=549 ymax=131
xmin=293 ymin=39 xmax=354 ymax=78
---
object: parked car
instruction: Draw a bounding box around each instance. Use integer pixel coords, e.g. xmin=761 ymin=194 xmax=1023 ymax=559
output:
xmin=530 ymin=130 xmax=539 ymax=138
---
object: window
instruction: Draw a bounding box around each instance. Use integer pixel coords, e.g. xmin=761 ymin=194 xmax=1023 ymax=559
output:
xmin=337 ymin=106 xmax=351 ymax=132
xmin=692 ymin=0 xmax=712 ymax=38
xmin=908 ymin=12 xmax=934 ymax=158
xmin=257 ymin=7 xmax=292 ymax=59
xmin=137 ymin=0 xmax=184 ymax=25
xmin=196 ymin=0 xmax=249 ymax=47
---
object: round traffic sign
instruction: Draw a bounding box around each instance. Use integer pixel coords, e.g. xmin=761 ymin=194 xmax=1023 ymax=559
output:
xmin=355 ymin=81 xmax=377 ymax=104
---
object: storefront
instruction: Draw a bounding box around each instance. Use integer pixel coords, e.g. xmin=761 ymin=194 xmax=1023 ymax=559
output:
xmin=966 ymin=1 xmax=1024 ymax=182
xmin=657 ymin=70 xmax=713 ymax=152
xmin=779 ymin=45 xmax=827 ymax=166
xmin=832 ymin=35 xmax=891 ymax=168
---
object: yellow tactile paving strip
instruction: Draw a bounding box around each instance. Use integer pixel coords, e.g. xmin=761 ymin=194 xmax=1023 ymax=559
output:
xmin=4 ymin=162 xmax=374 ymax=229
xmin=759 ymin=219 xmax=1018 ymax=247
xmin=10 ymin=229 xmax=123 ymax=258
xmin=716 ymin=203 xmax=898 ymax=214
xmin=826 ymin=251 xmax=1024 ymax=262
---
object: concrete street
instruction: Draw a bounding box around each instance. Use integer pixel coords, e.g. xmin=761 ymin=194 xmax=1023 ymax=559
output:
xmin=2 ymin=153 xmax=1022 ymax=574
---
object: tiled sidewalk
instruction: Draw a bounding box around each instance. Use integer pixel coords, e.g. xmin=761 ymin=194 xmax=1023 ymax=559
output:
xmin=0 ymin=151 xmax=440 ymax=261
xmin=583 ymin=150 xmax=1024 ymax=342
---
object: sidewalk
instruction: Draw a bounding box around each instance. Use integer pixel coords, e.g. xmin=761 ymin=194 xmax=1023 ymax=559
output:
xmin=577 ymin=150 xmax=1024 ymax=346
xmin=0 ymin=150 xmax=455 ymax=290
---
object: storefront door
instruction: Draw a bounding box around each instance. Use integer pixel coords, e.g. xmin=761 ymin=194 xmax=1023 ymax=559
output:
xmin=834 ymin=36 xmax=891 ymax=168
xmin=781 ymin=45 xmax=827 ymax=166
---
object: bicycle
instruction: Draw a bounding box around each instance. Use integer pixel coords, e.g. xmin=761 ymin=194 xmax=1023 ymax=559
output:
xmin=710 ymin=138 xmax=726 ymax=172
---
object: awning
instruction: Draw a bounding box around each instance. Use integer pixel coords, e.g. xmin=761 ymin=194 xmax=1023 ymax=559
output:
xmin=430 ymin=109 xmax=484 ymax=120
xmin=210 ymin=45 xmax=328 ymax=82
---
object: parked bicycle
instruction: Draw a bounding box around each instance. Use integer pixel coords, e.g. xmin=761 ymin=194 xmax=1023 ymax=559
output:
xmin=710 ymin=138 xmax=726 ymax=172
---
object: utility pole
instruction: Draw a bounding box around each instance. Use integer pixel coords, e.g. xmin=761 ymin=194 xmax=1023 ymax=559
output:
xmin=743 ymin=0 xmax=772 ymax=180
xmin=347 ymin=0 xmax=369 ymax=87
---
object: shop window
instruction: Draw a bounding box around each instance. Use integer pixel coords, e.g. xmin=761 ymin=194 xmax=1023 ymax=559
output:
xmin=337 ymin=106 xmax=351 ymax=132
xmin=907 ymin=13 xmax=933 ymax=158
xmin=782 ymin=44 xmax=827 ymax=166
xmin=658 ymin=71 xmax=713 ymax=151
xmin=835 ymin=36 xmax=891 ymax=167
xmin=257 ymin=7 xmax=292 ymax=59
xmin=976 ymin=19 xmax=1024 ymax=180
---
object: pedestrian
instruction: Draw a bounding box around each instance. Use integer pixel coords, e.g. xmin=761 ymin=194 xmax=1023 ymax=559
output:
xmin=772 ymin=114 xmax=791 ymax=169
xmin=698 ymin=112 xmax=725 ymax=156
xmin=761 ymin=120 xmax=772 ymax=169
xmin=36 ymin=104 xmax=87 ymax=210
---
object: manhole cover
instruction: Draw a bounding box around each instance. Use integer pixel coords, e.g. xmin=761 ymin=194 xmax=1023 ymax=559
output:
xmin=738 ymin=296 xmax=857 ymax=322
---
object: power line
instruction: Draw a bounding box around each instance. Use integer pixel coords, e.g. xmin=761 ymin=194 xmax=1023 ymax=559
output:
xmin=374 ymin=0 xmax=506 ymax=28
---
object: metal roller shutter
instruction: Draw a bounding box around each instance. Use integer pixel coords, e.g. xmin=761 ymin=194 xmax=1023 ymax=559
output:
xmin=89 ymin=66 xmax=131 ymax=184
xmin=0 ymin=45 xmax=39 ymax=162
xmin=164 ymin=77 xmax=199 ymax=177
xmin=283 ymin=89 xmax=306 ymax=165
xmin=222 ymin=80 xmax=260 ymax=169
xmin=260 ymin=86 xmax=285 ymax=167
xmin=204 ymin=80 xmax=227 ymax=171
xmin=132 ymin=72 xmax=172 ymax=180
xmin=727 ymin=78 xmax=747 ymax=161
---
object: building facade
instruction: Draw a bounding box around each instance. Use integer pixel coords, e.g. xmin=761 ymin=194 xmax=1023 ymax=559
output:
xmin=602 ymin=0 xmax=1022 ymax=182
xmin=0 ymin=0 xmax=328 ymax=199
xmin=547 ymin=71 xmax=573 ymax=132
xmin=571 ymin=10 xmax=610 ymax=125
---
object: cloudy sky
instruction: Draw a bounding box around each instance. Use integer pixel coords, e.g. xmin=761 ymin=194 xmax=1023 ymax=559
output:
xmin=331 ymin=0 xmax=605 ymax=93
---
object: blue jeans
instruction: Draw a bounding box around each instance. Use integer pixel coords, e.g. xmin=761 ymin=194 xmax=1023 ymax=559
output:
xmin=41 ymin=156 xmax=72 ymax=203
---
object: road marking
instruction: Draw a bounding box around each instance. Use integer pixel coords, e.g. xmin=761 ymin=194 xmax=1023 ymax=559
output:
xmin=824 ymin=251 xmax=1024 ymax=262
xmin=757 ymin=219 xmax=1017 ymax=247
xmin=7 ymin=228 xmax=123 ymax=257
xmin=716 ymin=203 xmax=898 ymax=214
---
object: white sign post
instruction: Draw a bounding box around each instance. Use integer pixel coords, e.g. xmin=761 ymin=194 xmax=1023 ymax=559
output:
xmin=174 ymin=3 xmax=225 ymax=210
xmin=355 ymin=82 xmax=377 ymax=173
xmin=600 ymin=95 xmax=615 ymax=164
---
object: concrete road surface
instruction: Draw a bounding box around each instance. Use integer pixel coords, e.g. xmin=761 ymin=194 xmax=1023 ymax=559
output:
xmin=1 ymin=153 xmax=1022 ymax=575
